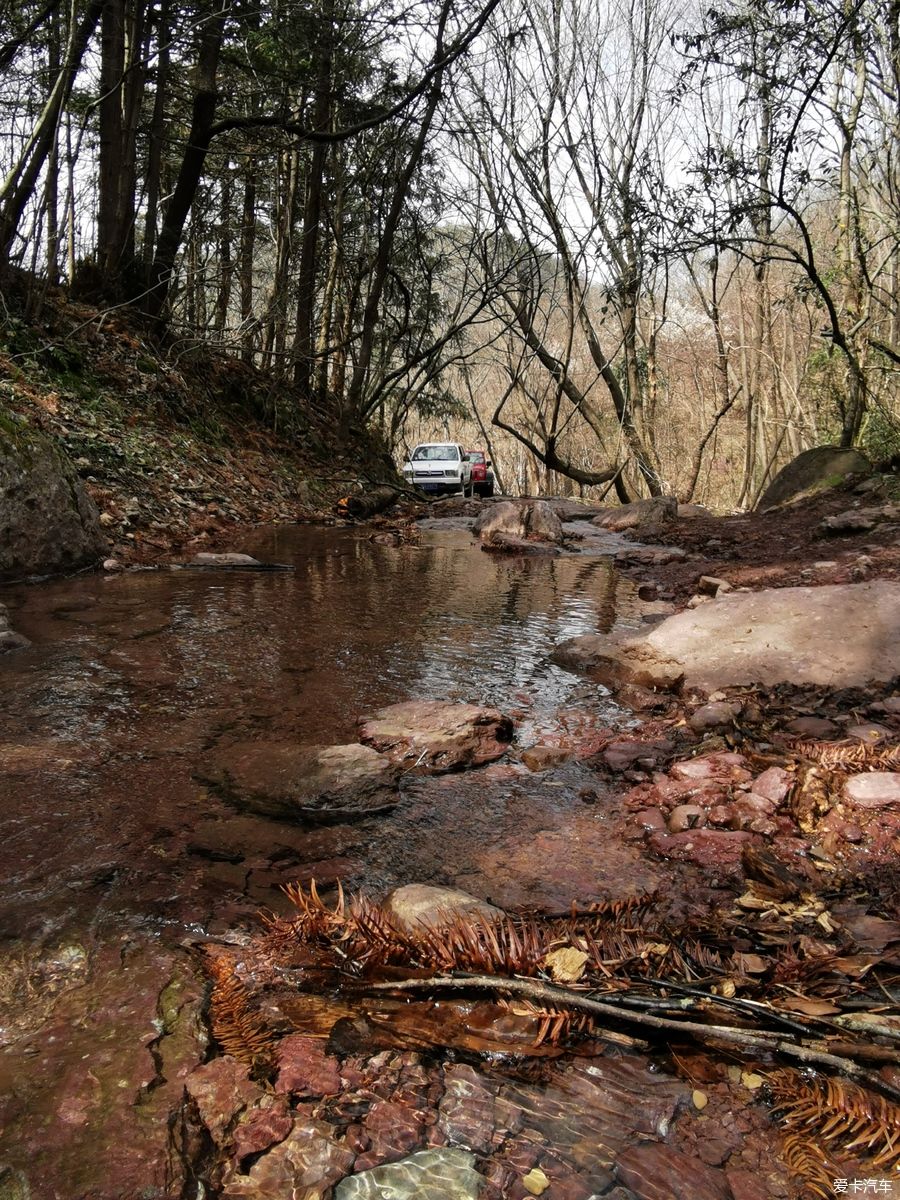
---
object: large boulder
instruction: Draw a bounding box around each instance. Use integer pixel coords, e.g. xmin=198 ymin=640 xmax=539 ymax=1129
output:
xmin=591 ymin=496 xmax=677 ymax=533
xmin=0 ymin=418 xmax=106 ymax=577
xmin=474 ymin=500 xmax=563 ymax=546
xmin=358 ymin=700 xmax=513 ymax=771
xmin=642 ymin=580 xmax=900 ymax=689
xmin=557 ymin=580 xmax=900 ymax=692
xmin=757 ymin=445 xmax=871 ymax=511
xmin=199 ymin=741 xmax=400 ymax=822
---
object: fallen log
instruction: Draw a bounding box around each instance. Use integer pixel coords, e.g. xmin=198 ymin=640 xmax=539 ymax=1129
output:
xmin=342 ymin=486 xmax=401 ymax=518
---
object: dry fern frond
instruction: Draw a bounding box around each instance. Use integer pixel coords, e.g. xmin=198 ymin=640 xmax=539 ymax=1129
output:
xmin=768 ymin=1068 xmax=900 ymax=1191
xmin=500 ymin=997 xmax=596 ymax=1046
xmin=780 ymin=1130 xmax=838 ymax=1199
xmin=788 ymin=739 xmax=900 ymax=771
xmin=206 ymin=951 xmax=276 ymax=1067
xmin=415 ymin=913 xmax=547 ymax=976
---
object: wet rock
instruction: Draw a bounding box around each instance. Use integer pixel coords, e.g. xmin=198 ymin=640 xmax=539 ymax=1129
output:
xmin=232 ymin=1095 xmax=293 ymax=1162
xmin=358 ymin=700 xmax=513 ymax=771
xmin=602 ymin=738 xmax=674 ymax=772
xmin=678 ymin=503 xmax=711 ymax=518
xmin=591 ymin=496 xmax=678 ymax=532
xmin=648 ymin=828 xmax=755 ymax=871
xmin=275 ymin=1034 xmax=342 ymax=1096
xmin=493 ymin=1056 xmax=684 ymax=1180
xmin=203 ymin=741 xmax=400 ymax=823
xmin=102 ymin=557 xmax=123 ymax=571
xmin=0 ymin=421 xmax=106 ymax=578
xmin=697 ymin=576 xmax=732 ymax=596
xmin=2 ymin=943 xmax=207 ymax=1200
xmin=474 ymin=500 xmax=563 ymax=546
xmin=688 ymin=701 xmax=741 ymax=732
xmin=334 ymin=1147 xmax=482 ymax=1200
xmin=847 ymin=721 xmax=893 ymax=744
xmin=522 ymin=744 xmax=572 ymax=771
xmin=642 ymin=582 xmax=900 ymax=689
xmin=546 ymin=500 xmax=606 ymax=521
xmin=355 ymin=1098 xmax=427 ymax=1170
xmin=615 ymin=545 xmax=687 ymax=566
xmin=482 ymin=533 xmax=561 ymax=556
xmin=634 ymin=808 xmax=667 ymax=831
xmin=0 ymin=630 xmax=30 ymax=652
xmin=551 ymin=634 xmax=684 ymax=692
xmin=730 ymin=794 xmax=778 ymax=835
xmin=668 ymin=804 xmax=707 ymax=832
xmin=843 ymin=772 xmax=900 ymax=809
xmin=191 ymin=551 xmax=263 ymax=566
xmin=383 ymin=884 xmax=504 ymax=937
xmin=786 ymin=715 xmax=839 ymax=738
xmin=222 ymin=1116 xmax=355 ymax=1196
xmin=615 ymin=1143 xmax=731 ymax=1200
xmin=670 ymin=752 xmax=751 ymax=784
xmin=750 ymin=767 xmax=792 ymax=804
xmin=757 ymin=445 xmax=871 ymax=510
xmin=726 ymin=1168 xmax=771 ymax=1200
xmin=438 ymin=1064 xmax=497 ymax=1155
xmin=615 ymin=683 xmax=672 ymax=712
xmin=185 ymin=1057 xmax=262 ymax=1144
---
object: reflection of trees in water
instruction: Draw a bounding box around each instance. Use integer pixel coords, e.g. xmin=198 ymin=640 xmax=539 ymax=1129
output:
xmin=8 ymin=528 xmax=631 ymax=747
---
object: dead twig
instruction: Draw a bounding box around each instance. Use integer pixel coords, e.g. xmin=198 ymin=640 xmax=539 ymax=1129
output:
xmin=355 ymin=972 xmax=900 ymax=1101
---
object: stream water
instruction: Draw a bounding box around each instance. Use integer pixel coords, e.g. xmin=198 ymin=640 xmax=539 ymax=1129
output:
xmin=0 ymin=524 xmax=667 ymax=1198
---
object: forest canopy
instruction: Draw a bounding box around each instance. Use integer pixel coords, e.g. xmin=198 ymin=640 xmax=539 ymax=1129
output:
xmin=2 ymin=0 xmax=899 ymax=505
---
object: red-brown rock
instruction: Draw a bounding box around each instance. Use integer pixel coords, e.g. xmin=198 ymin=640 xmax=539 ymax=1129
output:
xmin=232 ymin=1096 xmax=293 ymax=1162
xmin=648 ymin=829 xmax=755 ymax=872
xmin=358 ymin=701 xmax=513 ymax=771
xmin=749 ymin=767 xmax=792 ymax=804
xmin=615 ymin=1143 xmax=731 ymax=1200
xmin=185 ymin=1057 xmax=262 ymax=1144
xmin=275 ymin=1034 xmax=342 ymax=1097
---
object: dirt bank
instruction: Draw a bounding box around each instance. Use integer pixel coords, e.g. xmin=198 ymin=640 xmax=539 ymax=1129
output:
xmin=0 ymin=287 xmax=396 ymax=573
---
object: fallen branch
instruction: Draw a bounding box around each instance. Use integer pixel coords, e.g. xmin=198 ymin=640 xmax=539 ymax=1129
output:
xmin=355 ymin=973 xmax=900 ymax=1101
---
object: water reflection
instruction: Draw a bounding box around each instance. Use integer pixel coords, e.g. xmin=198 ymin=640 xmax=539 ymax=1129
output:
xmin=2 ymin=527 xmax=638 ymax=746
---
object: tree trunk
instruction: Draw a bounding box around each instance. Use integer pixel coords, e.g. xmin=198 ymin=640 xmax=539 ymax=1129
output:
xmin=144 ymin=1 xmax=226 ymax=320
xmin=0 ymin=0 xmax=104 ymax=266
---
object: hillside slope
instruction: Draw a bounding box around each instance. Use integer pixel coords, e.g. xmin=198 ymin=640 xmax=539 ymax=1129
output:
xmin=0 ymin=286 xmax=395 ymax=568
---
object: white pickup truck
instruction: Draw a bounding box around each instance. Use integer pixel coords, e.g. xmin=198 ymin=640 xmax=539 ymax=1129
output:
xmin=402 ymin=442 xmax=474 ymax=497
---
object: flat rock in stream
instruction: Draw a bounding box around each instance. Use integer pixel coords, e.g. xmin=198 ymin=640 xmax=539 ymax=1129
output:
xmin=200 ymin=742 xmax=400 ymax=823
xmin=358 ymin=700 xmax=513 ymax=771
xmin=555 ymin=580 xmax=900 ymax=690
xmin=641 ymin=580 xmax=900 ymax=689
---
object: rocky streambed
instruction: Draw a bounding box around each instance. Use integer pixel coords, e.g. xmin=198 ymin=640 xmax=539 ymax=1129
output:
xmin=2 ymin=514 xmax=900 ymax=1199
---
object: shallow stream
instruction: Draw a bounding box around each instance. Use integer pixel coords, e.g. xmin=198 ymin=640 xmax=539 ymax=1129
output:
xmin=0 ymin=524 xmax=664 ymax=1197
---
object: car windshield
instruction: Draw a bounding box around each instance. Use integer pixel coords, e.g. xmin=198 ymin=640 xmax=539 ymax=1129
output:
xmin=412 ymin=445 xmax=458 ymax=461
xmin=466 ymin=452 xmax=485 ymax=463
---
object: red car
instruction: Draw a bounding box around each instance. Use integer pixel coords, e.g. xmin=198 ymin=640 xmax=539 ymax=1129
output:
xmin=465 ymin=450 xmax=495 ymax=497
